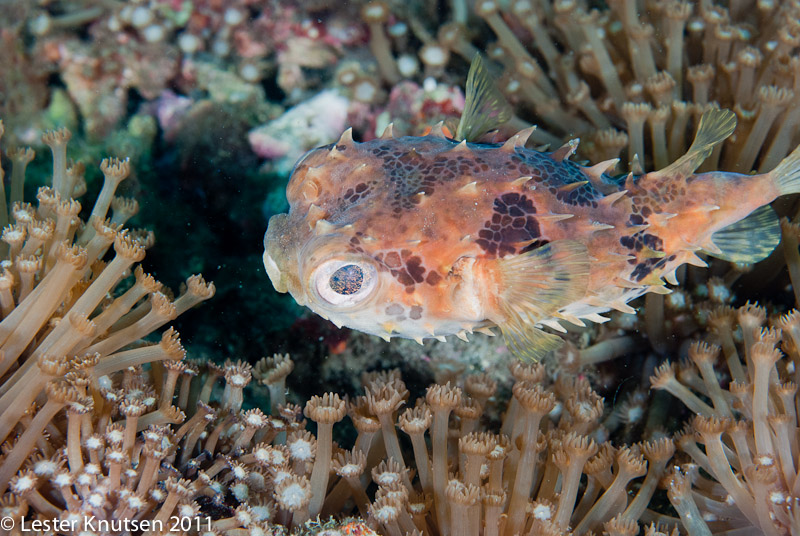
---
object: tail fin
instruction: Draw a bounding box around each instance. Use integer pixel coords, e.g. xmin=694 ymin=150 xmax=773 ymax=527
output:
xmin=772 ymin=144 xmax=800 ymax=196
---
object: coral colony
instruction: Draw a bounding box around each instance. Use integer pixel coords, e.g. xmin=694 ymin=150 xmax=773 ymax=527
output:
xmin=2 ymin=0 xmax=800 ymax=536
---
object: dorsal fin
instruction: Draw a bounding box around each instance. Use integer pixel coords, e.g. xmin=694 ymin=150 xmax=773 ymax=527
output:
xmin=683 ymin=251 xmax=708 ymax=267
xmin=615 ymin=276 xmax=643 ymax=289
xmin=651 ymin=108 xmax=737 ymax=180
xmin=456 ymin=54 xmax=512 ymax=142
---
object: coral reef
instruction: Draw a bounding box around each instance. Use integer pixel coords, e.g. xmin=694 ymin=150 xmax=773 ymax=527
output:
xmin=4 ymin=1 xmax=799 ymax=359
xmin=2 ymin=0 xmax=800 ymax=535
xmin=11 ymin=287 xmax=800 ymax=535
xmin=2 ymin=123 xmax=797 ymax=535
xmin=650 ymin=305 xmax=800 ymax=535
xmin=0 ymin=122 xmax=217 ymax=529
xmin=343 ymin=0 xmax=800 ymax=175
xmin=4 ymin=0 xmax=799 ymax=165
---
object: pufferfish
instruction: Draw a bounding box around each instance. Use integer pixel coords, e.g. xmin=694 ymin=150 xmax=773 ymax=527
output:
xmin=264 ymin=57 xmax=800 ymax=360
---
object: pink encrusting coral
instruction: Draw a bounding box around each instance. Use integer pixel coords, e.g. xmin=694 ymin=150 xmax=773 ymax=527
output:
xmin=248 ymin=90 xmax=350 ymax=173
xmin=11 ymin=0 xmax=365 ymax=142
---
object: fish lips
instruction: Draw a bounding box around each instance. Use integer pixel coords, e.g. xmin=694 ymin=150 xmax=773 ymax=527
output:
xmin=263 ymin=213 xmax=294 ymax=295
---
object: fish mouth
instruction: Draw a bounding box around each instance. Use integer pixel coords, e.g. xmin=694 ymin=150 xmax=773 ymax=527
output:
xmin=263 ymin=249 xmax=283 ymax=291
xmin=263 ymin=213 xmax=292 ymax=294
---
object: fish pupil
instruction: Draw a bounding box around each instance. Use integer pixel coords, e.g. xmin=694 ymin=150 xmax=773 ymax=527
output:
xmin=329 ymin=264 xmax=364 ymax=295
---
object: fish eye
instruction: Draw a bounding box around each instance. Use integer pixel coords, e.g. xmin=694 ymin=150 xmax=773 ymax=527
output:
xmin=313 ymin=259 xmax=378 ymax=307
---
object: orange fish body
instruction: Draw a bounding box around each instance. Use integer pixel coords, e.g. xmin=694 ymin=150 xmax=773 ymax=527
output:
xmin=264 ymin=109 xmax=800 ymax=359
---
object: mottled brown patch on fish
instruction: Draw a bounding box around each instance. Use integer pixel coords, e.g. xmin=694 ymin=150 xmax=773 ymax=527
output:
xmin=476 ymin=192 xmax=547 ymax=258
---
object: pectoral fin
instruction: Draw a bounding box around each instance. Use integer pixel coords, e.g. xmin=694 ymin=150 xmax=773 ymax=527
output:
xmin=495 ymin=240 xmax=591 ymax=360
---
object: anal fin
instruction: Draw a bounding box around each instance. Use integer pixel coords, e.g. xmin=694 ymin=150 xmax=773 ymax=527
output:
xmin=495 ymin=240 xmax=591 ymax=361
xmin=704 ymin=205 xmax=780 ymax=263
